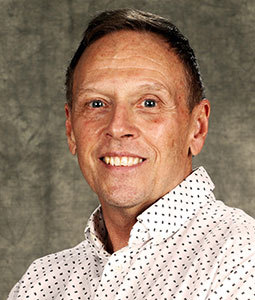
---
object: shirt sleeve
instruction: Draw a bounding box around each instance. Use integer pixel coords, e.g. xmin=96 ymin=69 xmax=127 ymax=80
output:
xmin=207 ymin=254 xmax=255 ymax=300
xmin=7 ymin=281 xmax=21 ymax=300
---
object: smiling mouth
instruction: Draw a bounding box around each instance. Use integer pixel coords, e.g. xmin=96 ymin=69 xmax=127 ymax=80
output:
xmin=100 ymin=156 xmax=145 ymax=167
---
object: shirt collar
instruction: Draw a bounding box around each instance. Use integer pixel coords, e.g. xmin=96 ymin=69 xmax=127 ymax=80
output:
xmin=84 ymin=206 xmax=108 ymax=253
xmin=85 ymin=166 xmax=215 ymax=250
xmin=130 ymin=166 xmax=215 ymax=244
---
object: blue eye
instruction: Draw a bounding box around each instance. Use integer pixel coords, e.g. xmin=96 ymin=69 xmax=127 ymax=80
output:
xmin=90 ymin=100 xmax=104 ymax=108
xmin=143 ymin=99 xmax=157 ymax=107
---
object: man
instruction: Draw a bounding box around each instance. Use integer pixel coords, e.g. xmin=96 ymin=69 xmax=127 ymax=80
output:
xmin=8 ymin=9 xmax=255 ymax=299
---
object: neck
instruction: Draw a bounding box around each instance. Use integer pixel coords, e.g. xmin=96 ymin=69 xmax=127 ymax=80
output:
xmin=101 ymin=204 xmax=146 ymax=253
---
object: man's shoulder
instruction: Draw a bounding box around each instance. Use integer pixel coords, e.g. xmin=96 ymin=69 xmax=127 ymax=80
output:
xmin=213 ymin=199 xmax=255 ymax=231
xmin=7 ymin=240 xmax=90 ymax=300
xmin=201 ymin=199 xmax=255 ymax=258
xmin=30 ymin=240 xmax=89 ymax=270
xmin=198 ymin=200 xmax=255 ymax=298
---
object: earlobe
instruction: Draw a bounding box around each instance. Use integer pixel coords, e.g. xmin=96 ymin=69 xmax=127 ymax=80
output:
xmin=189 ymin=99 xmax=210 ymax=156
xmin=65 ymin=104 xmax=77 ymax=155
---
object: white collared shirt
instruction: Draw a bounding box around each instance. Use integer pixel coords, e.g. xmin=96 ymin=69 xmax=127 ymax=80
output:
xmin=8 ymin=167 xmax=255 ymax=299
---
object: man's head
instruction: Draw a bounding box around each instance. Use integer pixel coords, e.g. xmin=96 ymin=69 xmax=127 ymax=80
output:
xmin=65 ymin=9 xmax=210 ymax=213
xmin=65 ymin=9 xmax=205 ymax=112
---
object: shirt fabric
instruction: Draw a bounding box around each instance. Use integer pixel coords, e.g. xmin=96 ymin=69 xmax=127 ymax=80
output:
xmin=8 ymin=167 xmax=255 ymax=300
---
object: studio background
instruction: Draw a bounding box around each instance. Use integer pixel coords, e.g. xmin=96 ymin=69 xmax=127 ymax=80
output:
xmin=1 ymin=0 xmax=254 ymax=298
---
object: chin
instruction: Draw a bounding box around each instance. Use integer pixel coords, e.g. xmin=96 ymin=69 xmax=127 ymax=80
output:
xmin=98 ymin=188 xmax=149 ymax=210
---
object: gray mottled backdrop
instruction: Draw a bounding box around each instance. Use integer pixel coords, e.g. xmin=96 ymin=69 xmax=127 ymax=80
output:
xmin=1 ymin=0 xmax=254 ymax=298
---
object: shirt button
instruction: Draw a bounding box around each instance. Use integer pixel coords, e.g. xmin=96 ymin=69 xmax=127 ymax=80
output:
xmin=115 ymin=265 xmax=123 ymax=271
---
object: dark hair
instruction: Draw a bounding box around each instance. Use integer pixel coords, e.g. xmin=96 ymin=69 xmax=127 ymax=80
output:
xmin=65 ymin=8 xmax=205 ymax=111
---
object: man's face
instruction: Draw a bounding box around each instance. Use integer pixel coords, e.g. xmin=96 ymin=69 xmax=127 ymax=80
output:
xmin=66 ymin=30 xmax=196 ymax=212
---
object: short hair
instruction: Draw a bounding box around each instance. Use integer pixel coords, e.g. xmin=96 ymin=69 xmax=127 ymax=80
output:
xmin=65 ymin=8 xmax=205 ymax=111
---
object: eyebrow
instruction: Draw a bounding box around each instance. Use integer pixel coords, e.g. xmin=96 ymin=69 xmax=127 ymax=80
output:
xmin=75 ymin=87 xmax=100 ymax=98
xmin=135 ymin=82 xmax=170 ymax=94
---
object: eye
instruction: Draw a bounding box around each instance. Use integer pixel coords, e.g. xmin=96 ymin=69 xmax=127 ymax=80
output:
xmin=89 ymin=100 xmax=105 ymax=108
xmin=142 ymin=99 xmax=157 ymax=107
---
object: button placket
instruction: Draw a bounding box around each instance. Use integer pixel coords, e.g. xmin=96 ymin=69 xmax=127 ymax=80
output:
xmin=95 ymin=248 xmax=131 ymax=298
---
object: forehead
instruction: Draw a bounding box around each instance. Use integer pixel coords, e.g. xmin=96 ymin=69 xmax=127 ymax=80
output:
xmin=73 ymin=30 xmax=188 ymax=100
xmin=83 ymin=31 xmax=172 ymax=65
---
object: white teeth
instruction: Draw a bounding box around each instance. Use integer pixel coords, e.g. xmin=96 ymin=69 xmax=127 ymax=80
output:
xmin=127 ymin=157 xmax=133 ymax=166
xmin=115 ymin=157 xmax=120 ymax=166
xmin=110 ymin=157 xmax=115 ymax=166
xmin=103 ymin=156 xmax=143 ymax=166
xmin=121 ymin=156 xmax=128 ymax=166
xmin=133 ymin=157 xmax=139 ymax=165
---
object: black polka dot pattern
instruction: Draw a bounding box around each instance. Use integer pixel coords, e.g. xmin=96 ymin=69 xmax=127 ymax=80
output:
xmin=8 ymin=167 xmax=255 ymax=299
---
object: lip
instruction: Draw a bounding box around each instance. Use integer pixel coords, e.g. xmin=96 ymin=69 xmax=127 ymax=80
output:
xmin=99 ymin=152 xmax=146 ymax=159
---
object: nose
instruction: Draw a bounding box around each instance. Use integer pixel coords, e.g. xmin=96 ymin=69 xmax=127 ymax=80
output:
xmin=105 ymin=105 xmax=139 ymax=140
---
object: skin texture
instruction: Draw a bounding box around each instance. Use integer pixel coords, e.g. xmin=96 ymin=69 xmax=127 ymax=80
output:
xmin=65 ymin=30 xmax=210 ymax=252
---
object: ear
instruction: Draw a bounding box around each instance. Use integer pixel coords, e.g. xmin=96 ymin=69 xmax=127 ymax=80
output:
xmin=65 ymin=103 xmax=76 ymax=155
xmin=189 ymin=99 xmax=210 ymax=156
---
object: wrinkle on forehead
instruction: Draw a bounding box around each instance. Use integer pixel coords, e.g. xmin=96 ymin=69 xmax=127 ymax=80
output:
xmin=75 ymin=81 xmax=174 ymax=102
xmin=89 ymin=55 xmax=168 ymax=68
xmin=80 ymin=66 xmax=177 ymax=89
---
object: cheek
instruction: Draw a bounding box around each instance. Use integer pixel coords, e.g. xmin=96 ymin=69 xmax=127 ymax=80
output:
xmin=73 ymin=120 xmax=98 ymax=154
xmin=150 ymin=119 xmax=188 ymax=158
xmin=74 ymin=115 xmax=104 ymax=138
xmin=141 ymin=119 xmax=178 ymax=157
xmin=149 ymin=118 xmax=177 ymax=144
